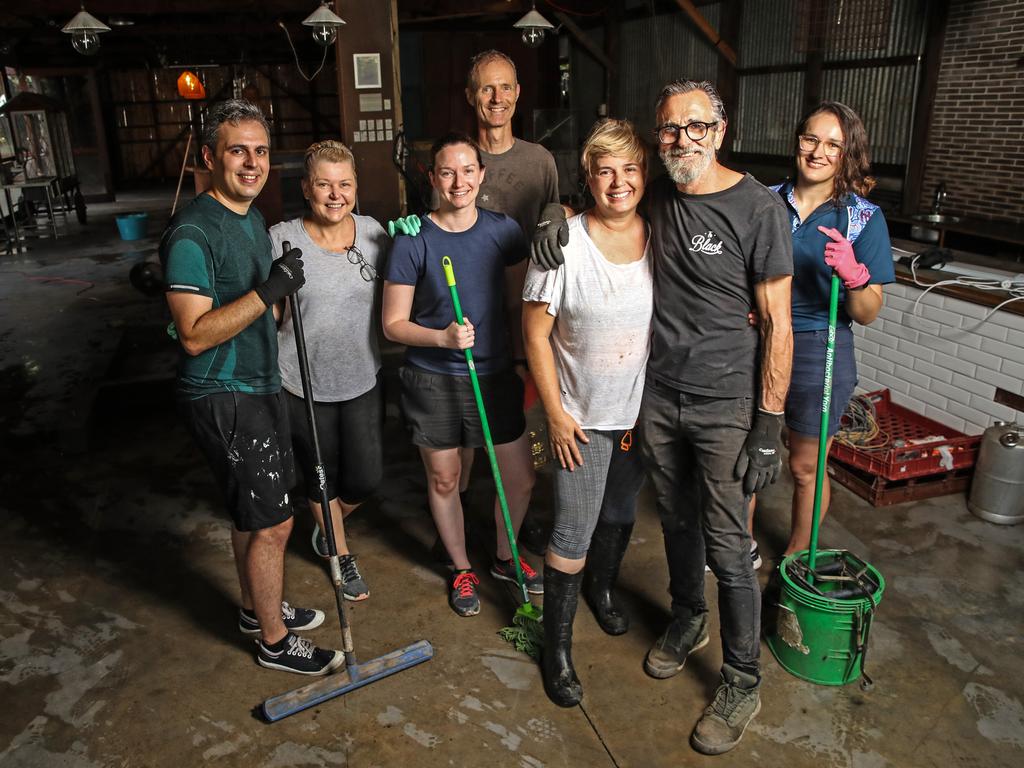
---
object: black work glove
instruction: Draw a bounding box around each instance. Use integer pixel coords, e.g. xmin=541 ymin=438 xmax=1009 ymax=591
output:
xmin=734 ymin=410 xmax=784 ymax=495
xmin=255 ymin=241 xmax=305 ymax=307
xmin=531 ymin=202 xmax=569 ymax=271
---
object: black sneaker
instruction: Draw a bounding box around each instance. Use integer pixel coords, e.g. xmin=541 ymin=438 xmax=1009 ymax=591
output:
xmin=490 ymin=556 xmax=544 ymax=595
xmin=238 ymin=601 xmax=326 ymax=636
xmin=339 ymin=554 xmax=370 ymax=601
xmin=256 ymin=632 xmax=344 ymax=676
xmin=449 ymin=570 xmax=481 ymax=617
xmin=750 ymin=541 xmax=763 ymax=570
xmin=644 ymin=611 xmax=710 ymax=679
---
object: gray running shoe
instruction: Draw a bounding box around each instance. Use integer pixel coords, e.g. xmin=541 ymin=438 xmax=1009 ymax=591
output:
xmin=311 ymin=524 xmax=330 ymax=558
xmin=338 ymin=554 xmax=369 ymax=601
xmin=690 ymin=664 xmax=762 ymax=755
xmin=449 ymin=570 xmax=481 ymax=617
xmin=644 ymin=611 xmax=710 ymax=679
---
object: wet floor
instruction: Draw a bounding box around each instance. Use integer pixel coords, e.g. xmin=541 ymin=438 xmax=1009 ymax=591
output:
xmin=1 ymin=192 xmax=1022 ymax=767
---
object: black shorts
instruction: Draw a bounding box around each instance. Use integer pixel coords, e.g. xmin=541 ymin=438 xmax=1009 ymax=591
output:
xmin=284 ymin=377 xmax=384 ymax=504
xmin=399 ymin=365 xmax=526 ymax=449
xmin=180 ymin=390 xmax=296 ymax=532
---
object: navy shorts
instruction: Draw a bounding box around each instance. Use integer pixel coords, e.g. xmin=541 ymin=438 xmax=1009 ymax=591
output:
xmin=180 ymin=390 xmax=296 ymax=532
xmin=399 ymin=364 xmax=525 ymax=449
xmin=785 ymin=327 xmax=858 ymax=438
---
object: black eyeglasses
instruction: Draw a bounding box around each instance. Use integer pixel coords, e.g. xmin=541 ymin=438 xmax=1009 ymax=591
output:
xmin=346 ymin=245 xmax=379 ymax=282
xmin=798 ymin=134 xmax=844 ymax=157
xmin=656 ymin=121 xmax=719 ymax=144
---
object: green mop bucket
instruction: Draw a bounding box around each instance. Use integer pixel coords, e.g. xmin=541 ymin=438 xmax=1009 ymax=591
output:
xmin=767 ymin=549 xmax=885 ymax=686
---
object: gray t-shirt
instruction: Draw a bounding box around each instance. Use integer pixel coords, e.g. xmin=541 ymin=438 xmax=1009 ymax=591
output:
xmin=479 ymin=139 xmax=559 ymax=238
xmin=270 ymin=214 xmax=388 ymax=402
xmin=646 ymin=173 xmax=793 ymax=399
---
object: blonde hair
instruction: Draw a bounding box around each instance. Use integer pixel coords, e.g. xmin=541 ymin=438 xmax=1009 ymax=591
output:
xmin=304 ymin=140 xmax=356 ymax=179
xmin=580 ymin=119 xmax=647 ymax=179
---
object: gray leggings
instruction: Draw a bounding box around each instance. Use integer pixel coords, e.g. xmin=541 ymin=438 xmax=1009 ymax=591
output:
xmin=548 ymin=428 xmax=646 ymax=559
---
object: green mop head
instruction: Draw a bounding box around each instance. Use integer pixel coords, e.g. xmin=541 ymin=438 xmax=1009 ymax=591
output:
xmin=498 ymin=602 xmax=544 ymax=659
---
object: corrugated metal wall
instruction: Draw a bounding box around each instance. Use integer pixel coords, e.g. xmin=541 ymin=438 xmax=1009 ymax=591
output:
xmin=736 ymin=72 xmax=806 ymax=155
xmin=820 ymin=65 xmax=918 ymax=163
xmin=733 ymin=0 xmax=927 ymax=163
xmin=740 ymin=0 xmax=805 ymax=68
xmin=617 ymin=5 xmax=721 ymax=134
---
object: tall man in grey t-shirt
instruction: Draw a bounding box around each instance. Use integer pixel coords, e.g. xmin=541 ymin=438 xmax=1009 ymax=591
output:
xmin=464 ymin=50 xmax=561 ymax=552
xmin=641 ymin=80 xmax=793 ymax=755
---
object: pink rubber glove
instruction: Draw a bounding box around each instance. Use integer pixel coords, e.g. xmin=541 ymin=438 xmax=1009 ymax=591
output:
xmin=818 ymin=226 xmax=870 ymax=290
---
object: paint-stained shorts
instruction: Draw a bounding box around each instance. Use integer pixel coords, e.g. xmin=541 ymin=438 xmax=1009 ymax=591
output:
xmin=180 ymin=390 xmax=296 ymax=532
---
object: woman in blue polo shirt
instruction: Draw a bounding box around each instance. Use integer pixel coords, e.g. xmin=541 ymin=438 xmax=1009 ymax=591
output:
xmin=771 ymin=101 xmax=895 ymax=555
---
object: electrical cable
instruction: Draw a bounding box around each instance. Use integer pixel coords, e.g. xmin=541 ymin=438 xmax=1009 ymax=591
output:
xmin=834 ymin=394 xmax=890 ymax=451
xmin=279 ymin=21 xmax=329 ymax=82
xmin=908 ymin=253 xmax=1024 ymax=333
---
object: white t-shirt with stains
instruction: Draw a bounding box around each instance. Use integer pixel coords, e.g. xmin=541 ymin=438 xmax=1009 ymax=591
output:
xmin=523 ymin=213 xmax=653 ymax=430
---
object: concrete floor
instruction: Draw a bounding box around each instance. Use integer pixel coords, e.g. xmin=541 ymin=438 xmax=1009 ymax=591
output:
xmin=1 ymin=193 xmax=1022 ymax=767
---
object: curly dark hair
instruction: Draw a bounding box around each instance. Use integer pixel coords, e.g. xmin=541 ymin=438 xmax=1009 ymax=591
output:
xmin=795 ymin=101 xmax=875 ymax=203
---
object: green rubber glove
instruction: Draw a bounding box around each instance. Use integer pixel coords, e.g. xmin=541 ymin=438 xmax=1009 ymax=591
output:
xmin=387 ymin=215 xmax=422 ymax=238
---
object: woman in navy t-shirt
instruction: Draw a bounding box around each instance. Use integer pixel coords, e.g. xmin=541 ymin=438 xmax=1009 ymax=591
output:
xmin=770 ymin=102 xmax=895 ymax=555
xmin=382 ymin=132 xmax=538 ymax=618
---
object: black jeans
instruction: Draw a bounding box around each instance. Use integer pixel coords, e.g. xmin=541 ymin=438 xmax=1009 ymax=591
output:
xmin=639 ymin=377 xmax=760 ymax=677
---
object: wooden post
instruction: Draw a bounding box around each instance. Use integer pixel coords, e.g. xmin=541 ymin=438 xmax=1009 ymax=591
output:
xmin=332 ymin=0 xmax=404 ymax=219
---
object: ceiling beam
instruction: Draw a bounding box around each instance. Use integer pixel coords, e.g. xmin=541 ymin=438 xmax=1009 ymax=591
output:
xmin=672 ymin=0 xmax=737 ymax=67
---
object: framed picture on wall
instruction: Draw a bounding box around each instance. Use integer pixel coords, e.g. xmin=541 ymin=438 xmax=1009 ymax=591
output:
xmin=353 ymin=54 xmax=382 ymax=90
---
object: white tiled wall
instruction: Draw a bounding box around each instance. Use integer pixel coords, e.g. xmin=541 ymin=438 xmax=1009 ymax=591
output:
xmin=852 ymin=283 xmax=1024 ymax=435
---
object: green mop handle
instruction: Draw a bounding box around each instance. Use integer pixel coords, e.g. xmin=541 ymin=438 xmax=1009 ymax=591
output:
xmin=807 ymin=271 xmax=841 ymax=582
xmin=442 ymin=256 xmax=531 ymax=607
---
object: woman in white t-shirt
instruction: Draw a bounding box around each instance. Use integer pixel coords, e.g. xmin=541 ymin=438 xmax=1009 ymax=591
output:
xmin=523 ymin=119 xmax=652 ymax=707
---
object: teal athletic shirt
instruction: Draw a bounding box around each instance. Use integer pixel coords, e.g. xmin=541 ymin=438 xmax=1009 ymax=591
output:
xmin=159 ymin=193 xmax=280 ymax=398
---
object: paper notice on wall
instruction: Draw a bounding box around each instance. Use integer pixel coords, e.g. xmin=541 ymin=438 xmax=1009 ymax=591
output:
xmin=359 ymin=93 xmax=383 ymax=112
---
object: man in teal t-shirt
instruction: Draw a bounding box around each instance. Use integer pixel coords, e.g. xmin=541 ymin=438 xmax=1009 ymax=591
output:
xmin=160 ymin=99 xmax=342 ymax=677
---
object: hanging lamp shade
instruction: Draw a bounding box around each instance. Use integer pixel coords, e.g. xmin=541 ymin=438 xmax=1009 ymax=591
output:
xmin=177 ymin=71 xmax=206 ymax=100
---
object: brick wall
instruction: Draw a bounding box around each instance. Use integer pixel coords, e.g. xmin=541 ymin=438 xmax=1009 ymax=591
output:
xmin=853 ymin=283 xmax=1024 ymax=434
xmin=920 ymin=0 xmax=1024 ymax=223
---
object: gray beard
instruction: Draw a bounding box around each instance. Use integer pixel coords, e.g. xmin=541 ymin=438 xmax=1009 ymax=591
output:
xmin=660 ymin=147 xmax=713 ymax=186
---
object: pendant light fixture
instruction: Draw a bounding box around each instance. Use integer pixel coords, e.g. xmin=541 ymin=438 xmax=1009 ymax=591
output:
xmin=513 ymin=2 xmax=555 ymax=49
xmin=302 ymin=2 xmax=347 ymax=48
xmin=61 ymin=4 xmax=111 ymax=57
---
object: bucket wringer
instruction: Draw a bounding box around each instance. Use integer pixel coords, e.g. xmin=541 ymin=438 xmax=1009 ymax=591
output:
xmin=766 ymin=271 xmax=884 ymax=689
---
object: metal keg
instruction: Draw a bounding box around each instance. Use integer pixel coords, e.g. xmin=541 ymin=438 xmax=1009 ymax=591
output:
xmin=968 ymin=422 xmax=1024 ymax=525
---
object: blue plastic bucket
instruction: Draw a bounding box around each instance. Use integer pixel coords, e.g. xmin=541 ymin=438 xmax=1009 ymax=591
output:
xmin=116 ymin=212 xmax=149 ymax=241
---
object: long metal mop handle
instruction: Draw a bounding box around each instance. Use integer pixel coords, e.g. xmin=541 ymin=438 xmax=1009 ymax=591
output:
xmin=286 ymin=241 xmax=357 ymax=667
xmin=806 ymin=272 xmax=841 ymax=582
xmin=442 ymin=256 xmax=531 ymax=607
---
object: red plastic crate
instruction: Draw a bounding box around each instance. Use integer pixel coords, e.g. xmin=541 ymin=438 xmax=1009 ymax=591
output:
xmin=828 ymin=389 xmax=981 ymax=482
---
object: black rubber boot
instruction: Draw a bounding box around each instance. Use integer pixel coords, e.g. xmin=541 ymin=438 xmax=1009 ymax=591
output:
xmin=542 ymin=566 xmax=584 ymax=707
xmin=583 ymin=521 xmax=634 ymax=636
